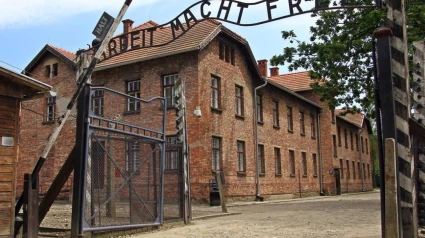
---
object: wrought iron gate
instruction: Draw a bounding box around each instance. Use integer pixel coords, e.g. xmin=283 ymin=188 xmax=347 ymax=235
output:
xmin=79 ymin=86 xmax=168 ymax=232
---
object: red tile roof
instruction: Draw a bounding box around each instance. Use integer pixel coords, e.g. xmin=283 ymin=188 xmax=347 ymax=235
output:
xmin=132 ymin=20 xmax=159 ymax=31
xmin=48 ymin=44 xmax=76 ymax=62
xmin=96 ymin=20 xmax=222 ymax=70
xmin=268 ymin=71 xmax=316 ymax=92
xmin=335 ymin=109 xmax=365 ymax=128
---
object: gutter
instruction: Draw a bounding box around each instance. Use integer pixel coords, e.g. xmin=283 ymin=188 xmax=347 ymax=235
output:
xmin=358 ymin=128 xmax=365 ymax=192
xmin=254 ymin=77 xmax=267 ymax=200
xmin=22 ymin=91 xmax=57 ymax=101
xmin=317 ymin=110 xmax=324 ymax=195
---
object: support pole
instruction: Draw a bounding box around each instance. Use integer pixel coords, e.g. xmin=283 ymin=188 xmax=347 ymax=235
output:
xmin=216 ymin=172 xmax=227 ymax=213
xmin=22 ymin=174 xmax=39 ymax=238
xmin=385 ymin=138 xmax=400 ymax=237
xmin=71 ymin=85 xmax=91 ymax=237
xmin=374 ymin=28 xmax=399 ymax=238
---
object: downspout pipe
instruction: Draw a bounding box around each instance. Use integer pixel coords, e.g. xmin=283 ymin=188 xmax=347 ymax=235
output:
xmin=317 ymin=111 xmax=324 ymax=195
xmin=358 ymin=128 xmax=365 ymax=192
xmin=254 ymin=77 xmax=267 ymax=200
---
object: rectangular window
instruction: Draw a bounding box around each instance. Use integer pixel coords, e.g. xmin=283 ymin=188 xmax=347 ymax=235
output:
xmin=275 ymin=148 xmax=281 ymax=175
xmin=287 ymin=106 xmax=293 ymax=131
xmin=367 ymin=164 xmax=371 ymax=179
xmin=126 ymin=80 xmax=140 ymax=112
xmin=219 ymin=42 xmax=224 ymax=60
xmin=237 ymin=141 xmax=246 ymax=172
xmin=350 ymin=131 xmax=354 ymax=150
xmin=333 ymin=135 xmax=337 ymax=157
xmin=46 ymin=96 xmax=56 ymax=122
xmin=289 ymin=150 xmax=295 ymax=176
xmin=356 ymin=134 xmax=359 ymax=151
xmin=52 ymin=63 xmax=58 ymax=76
xmin=346 ymin=160 xmax=350 ymax=179
xmin=358 ymin=162 xmax=361 ymax=179
xmin=272 ymin=101 xmax=279 ymax=127
xmin=340 ymin=159 xmax=344 ymax=179
xmin=331 ymin=109 xmax=335 ymax=123
xmin=353 ymin=161 xmax=356 ymax=179
xmin=225 ymin=45 xmax=230 ymax=63
xmin=344 ymin=128 xmax=348 ymax=148
xmin=337 ymin=126 xmax=341 ymax=146
xmin=231 ymin=48 xmax=235 ymax=65
xmin=235 ymin=86 xmax=244 ymax=117
xmin=363 ymin=163 xmax=366 ymax=180
xmin=126 ymin=141 xmax=140 ymax=173
xmin=92 ymin=89 xmax=104 ymax=116
xmin=163 ymin=74 xmax=178 ymax=108
xmin=361 ymin=136 xmax=364 ymax=153
xmin=256 ymin=95 xmax=263 ymax=122
xmin=45 ymin=65 xmax=51 ymax=78
xmin=299 ymin=111 xmax=305 ymax=135
xmin=366 ymin=138 xmax=369 ymax=154
xmin=165 ymin=136 xmax=179 ymax=170
xmin=310 ymin=113 xmax=316 ymax=138
xmin=258 ymin=145 xmax=265 ymax=174
xmin=212 ymin=137 xmax=221 ymax=170
xmin=211 ymin=75 xmax=221 ymax=109
xmin=302 ymin=152 xmax=307 ymax=176
xmin=312 ymin=154 xmax=318 ymax=176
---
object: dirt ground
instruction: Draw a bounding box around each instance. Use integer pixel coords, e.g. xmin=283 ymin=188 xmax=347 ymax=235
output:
xmin=133 ymin=192 xmax=381 ymax=238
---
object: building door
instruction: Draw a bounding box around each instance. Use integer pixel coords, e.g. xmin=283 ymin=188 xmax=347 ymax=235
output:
xmin=334 ymin=168 xmax=341 ymax=195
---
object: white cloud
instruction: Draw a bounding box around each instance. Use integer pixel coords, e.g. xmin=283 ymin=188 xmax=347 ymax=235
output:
xmin=0 ymin=0 xmax=160 ymax=29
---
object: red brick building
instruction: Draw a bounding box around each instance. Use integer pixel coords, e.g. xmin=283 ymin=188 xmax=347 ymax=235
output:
xmin=18 ymin=19 xmax=373 ymax=203
xmin=18 ymin=44 xmax=77 ymax=197
xmin=268 ymin=71 xmax=374 ymax=194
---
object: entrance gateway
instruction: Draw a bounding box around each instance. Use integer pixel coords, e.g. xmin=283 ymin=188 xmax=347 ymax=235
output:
xmin=54 ymin=0 xmax=411 ymax=237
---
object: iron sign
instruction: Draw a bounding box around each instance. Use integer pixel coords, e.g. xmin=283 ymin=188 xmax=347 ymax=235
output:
xmin=92 ymin=0 xmax=377 ymax=61
xmin=92 ymin=12 xmax=115 ymax=40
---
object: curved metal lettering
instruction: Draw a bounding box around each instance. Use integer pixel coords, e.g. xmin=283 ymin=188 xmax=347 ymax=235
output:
xmin=95 ymin=0 xmax=377 ymax=61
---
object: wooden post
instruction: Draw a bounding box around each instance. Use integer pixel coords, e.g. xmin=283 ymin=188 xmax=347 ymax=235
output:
xmin=384 ymin=138 xmax=400 ymax=238
xmin=23 ymin=173 xmax=39 ymax=238
xmin=216 ymin=172 xmax=227 ymax=213
xmin=386 ymin=0 xmax=417 ymax=233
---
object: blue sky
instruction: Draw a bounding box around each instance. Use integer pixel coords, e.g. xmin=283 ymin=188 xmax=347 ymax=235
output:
xmin=0 ymin=0 xmax=316 ymax=75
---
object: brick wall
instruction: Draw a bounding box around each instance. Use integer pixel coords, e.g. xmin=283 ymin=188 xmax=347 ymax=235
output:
xmin=299 ymin=90 xmax=374 ymax=194
xmin=18 ymin=53 xmax=77 ymax=198
xmin=195 ymin=36 xmax=321 ymax=201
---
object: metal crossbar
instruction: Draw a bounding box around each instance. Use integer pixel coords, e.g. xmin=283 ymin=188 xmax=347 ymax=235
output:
xmin=88 ymin=133 xmax=157 ymax=221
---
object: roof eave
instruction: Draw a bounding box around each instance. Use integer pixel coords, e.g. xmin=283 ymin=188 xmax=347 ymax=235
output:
xmin=0 ymin=66 xmax=52 ymax=92
xmin=94 ymin=47 xmax=199 ymax=72
xmin=25 ymin=45 xmax=77 ymax=73
xmin=266 ymin=80 xmax=322 ymax=109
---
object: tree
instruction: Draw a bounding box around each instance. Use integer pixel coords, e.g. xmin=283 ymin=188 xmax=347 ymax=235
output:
xmin=270 ymin=0 xmax=425 ymax=117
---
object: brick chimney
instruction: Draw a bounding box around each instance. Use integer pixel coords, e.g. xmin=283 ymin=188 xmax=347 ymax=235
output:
xmin=270 ymin=67 xmax=280 ymax=77
xmin=257 ymin=60 xmax=268 ymax=77
xmin=122 ymin=19 xmax=134 ymax=33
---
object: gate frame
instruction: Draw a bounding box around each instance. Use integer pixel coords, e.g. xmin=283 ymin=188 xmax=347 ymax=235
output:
xmin=71 ymin=85 xmax=168 ymax=235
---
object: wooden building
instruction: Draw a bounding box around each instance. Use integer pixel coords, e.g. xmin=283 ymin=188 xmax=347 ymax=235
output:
xmin=0 ymin=65 xmax=53 ymax=237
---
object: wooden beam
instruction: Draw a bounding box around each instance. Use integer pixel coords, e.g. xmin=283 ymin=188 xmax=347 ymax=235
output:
xmin=38 ymin=145 xmax=76 ymax=224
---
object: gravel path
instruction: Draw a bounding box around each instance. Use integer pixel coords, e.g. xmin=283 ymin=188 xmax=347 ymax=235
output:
xmin=134 ymin=192 xmax=381 ymax=238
